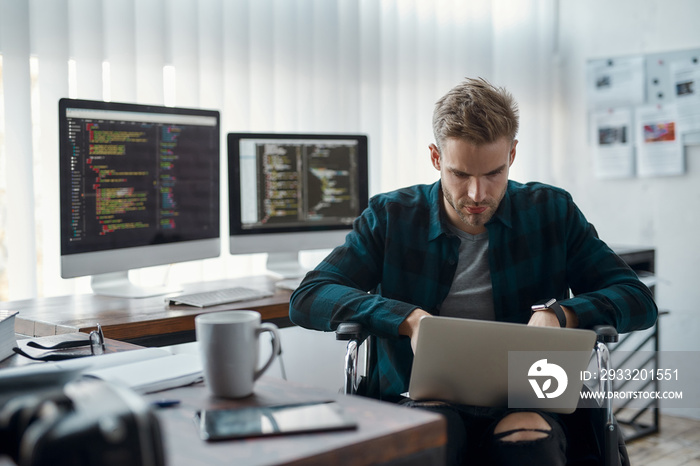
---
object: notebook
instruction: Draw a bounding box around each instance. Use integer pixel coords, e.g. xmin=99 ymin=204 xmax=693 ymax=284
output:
xmin=1 ymin=347 xmax=202 ymax=394
xmin=407 ymin=316 xmax=597 ymax=414
xmin=0 ymin=310 xmax=18 ymax=362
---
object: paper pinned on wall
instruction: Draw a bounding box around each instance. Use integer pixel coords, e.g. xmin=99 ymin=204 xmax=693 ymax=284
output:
xmin=670 ymin=58 xmax=700 ymax=137
xmin=586 ymin=56 xmax=646 ymax=110
xmin=635 ymin=103 xmax=684 ymax=177
xmin=590 ymin=107 xmax=635 ymax=179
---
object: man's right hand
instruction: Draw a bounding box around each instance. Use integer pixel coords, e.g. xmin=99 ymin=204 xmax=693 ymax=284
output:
xmin=398 ymin=308 xmax=431 ymax=354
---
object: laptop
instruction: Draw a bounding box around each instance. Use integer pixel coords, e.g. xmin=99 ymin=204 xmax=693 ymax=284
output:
xmin=407 ymin=316 xmax=597 ymax=414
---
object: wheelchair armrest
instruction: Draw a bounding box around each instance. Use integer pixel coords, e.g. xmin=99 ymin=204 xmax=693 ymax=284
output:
xmin=593 ymin=325 xmax=618 ymax=344
xmin=336 ymin=322 xmax=371 ymax=396
xmin=336 ymin=322 xmax=368 ymax=343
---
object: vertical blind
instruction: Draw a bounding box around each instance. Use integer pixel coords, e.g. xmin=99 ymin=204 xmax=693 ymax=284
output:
xmin=0 ymin=0 xmax=556 ymax=300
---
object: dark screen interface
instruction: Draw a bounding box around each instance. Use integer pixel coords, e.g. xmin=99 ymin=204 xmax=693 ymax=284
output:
xmin=60 ymin=104 xmax=219 ymax=255
xmin=239 ymin=139 xmax=361 ymax=230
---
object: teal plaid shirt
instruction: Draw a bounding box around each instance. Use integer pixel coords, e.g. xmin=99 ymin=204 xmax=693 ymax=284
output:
xmin=289 ymin=180 xmax=657 ymax=400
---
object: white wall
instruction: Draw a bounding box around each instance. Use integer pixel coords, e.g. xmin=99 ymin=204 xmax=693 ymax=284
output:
xmin=555 ymin=0 xmax=700 ymax=418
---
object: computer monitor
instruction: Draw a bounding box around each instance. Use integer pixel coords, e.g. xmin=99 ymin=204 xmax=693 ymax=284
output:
xmin=59 ymin=98 xmax=221 ymax=297
xmin=228 ymin=132 xmax=369 ymax=278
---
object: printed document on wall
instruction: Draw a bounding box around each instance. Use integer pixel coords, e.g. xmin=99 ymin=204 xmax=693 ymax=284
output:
xmin=670 ymin=58 xmax=700 ymax=135
xmin=635 ymin=104 xmax=684 ymax=177
xmin=590 ymin=108 xmax=634 ymax=179
xmin=586 ymin=56 xmax=646 ymax=109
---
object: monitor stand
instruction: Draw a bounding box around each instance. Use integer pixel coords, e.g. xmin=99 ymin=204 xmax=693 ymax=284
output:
xmin=266 ymin=252 xmax=309 ymax=279
xmin=91 ymin=271 xmax=182 ymax=298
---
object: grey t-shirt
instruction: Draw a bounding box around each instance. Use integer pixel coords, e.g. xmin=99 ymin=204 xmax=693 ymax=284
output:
xmin=438 ymin=225 xmax=495 ymax=321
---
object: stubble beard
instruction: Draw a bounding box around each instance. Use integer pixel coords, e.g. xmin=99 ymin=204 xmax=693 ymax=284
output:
xmin=442 ymin=185 xmax=503 ymax=230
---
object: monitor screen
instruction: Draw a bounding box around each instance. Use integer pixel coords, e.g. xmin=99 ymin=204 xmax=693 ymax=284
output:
xmin=228 ymin=133 xmax=368 ymax=278
xmin=59 ymin=98 xmax=221 ymax=297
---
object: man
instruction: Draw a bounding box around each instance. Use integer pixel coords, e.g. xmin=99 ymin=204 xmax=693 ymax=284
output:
xmin=289 ymin=77 xmax=657 ymax=464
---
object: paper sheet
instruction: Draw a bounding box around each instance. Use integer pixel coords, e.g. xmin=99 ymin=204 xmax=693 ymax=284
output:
xmin=635 ymin=104 xmax=684 ymax=177
xmin=85 ymin=353 xmax=203 ymax=394
xmin=590 ymin=108 xmax=635 ymax=179
xmin=670 ymin=58 xmax=700 ymax=137
xmin=586 ymin=56 xmax=646 ymax=109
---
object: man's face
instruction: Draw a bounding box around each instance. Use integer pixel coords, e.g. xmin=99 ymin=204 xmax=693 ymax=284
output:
xmin=430 ymin=137 xmax=516 ymax=235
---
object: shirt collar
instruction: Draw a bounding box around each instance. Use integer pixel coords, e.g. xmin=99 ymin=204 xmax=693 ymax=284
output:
xmin=429 ymin=179 xmax=514 ymax=239
xmin=428 ymin=180 xmax=450 ymax=241
xmin=488 ymin=181 xmax=514 ymax=229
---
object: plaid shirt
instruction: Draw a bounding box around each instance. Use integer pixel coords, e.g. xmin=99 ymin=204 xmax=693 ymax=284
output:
xmin=289 ymin=180 xmax=658 ymax=400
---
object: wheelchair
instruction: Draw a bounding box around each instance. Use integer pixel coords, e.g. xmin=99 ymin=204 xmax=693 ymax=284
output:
xmin=336 ymin=322 xmax=630 ymax=466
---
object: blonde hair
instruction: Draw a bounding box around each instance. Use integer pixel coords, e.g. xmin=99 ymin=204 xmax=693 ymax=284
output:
xmin=432 ymin=77 xmax=519 ymax=150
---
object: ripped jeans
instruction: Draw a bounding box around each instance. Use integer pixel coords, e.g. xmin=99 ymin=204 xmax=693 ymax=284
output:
xmin=399 ymin=399 xmax=567 ymax=465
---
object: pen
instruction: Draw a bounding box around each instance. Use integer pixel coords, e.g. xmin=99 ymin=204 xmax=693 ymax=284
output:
xmin=151 ymin=399 xmax=181 ymax=408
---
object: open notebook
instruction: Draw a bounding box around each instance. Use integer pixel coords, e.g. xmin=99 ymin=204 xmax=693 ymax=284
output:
xmin=2 ymin=347 xmax=202 ymax=394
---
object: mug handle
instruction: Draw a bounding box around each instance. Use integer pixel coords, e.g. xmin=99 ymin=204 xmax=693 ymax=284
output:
xmin=254 ymin=322 xmax=281 ymax=381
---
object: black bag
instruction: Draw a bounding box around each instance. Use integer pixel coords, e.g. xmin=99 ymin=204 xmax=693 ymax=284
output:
xmin=0 ymin=378 xmax=165 ymax=466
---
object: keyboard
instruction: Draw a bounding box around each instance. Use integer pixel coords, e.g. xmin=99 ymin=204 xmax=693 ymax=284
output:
xmin=275 ymin=278 xmax=304 ymax=291
xmin=167 ymin=287 xmax=274 ymax=308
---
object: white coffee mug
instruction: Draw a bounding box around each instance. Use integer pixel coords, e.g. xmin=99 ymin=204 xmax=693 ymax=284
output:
xmin=195 ymin=310 xmax=281 ymax=398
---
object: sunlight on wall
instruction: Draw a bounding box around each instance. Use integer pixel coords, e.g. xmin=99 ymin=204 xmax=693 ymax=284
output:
xmin=0 ymin=55 xmax=7 ymax=300
xmin=29 ymin=57 xmax=43 ymax=297
xmin=163 ymin=65 xmax=176 ymax=108
xmin=102 ymin=61 xmax=111 ymax=102
xmin=68 ymin=59 xmax=78 ymax=99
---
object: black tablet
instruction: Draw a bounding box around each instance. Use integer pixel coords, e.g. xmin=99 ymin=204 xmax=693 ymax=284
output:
xmin=195 ymin=401 xmax=357 ymax=441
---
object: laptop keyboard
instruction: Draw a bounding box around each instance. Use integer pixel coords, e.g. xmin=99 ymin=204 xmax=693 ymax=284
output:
xmin=167 ymin=287 xmax=274 ymax=308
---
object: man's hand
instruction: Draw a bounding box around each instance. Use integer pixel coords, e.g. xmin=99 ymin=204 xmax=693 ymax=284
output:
xmin=527 ymin=308 xmax=560 ymax=327
xmin=528 ymin=304 xmax=578 ymax=328
xmin=399 ymin=308 xmax=431 ymax=354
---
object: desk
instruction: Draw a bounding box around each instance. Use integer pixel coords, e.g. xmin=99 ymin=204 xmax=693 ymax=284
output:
xmin=1 ymin=340 xmax=446 ymax=466
xmin=3 ymin=276 xmax=291 ymax=347
xmin=144 ymin=377 xmax=446 ymax=466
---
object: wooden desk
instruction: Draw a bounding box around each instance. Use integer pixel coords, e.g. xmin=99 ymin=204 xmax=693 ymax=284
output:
xmin=143 ymin=377 xmax=446 ymax=466
xmin=3 ymin=276 xmax=292 ymax=347
xmin=2 ymin=337 xmax=445 ymax=465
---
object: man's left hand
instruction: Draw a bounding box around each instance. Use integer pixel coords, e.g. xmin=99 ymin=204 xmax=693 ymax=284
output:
xmin=528 ymin=309 xmax=560 ymax=327
xmin=528 ymin=304 xmax=579 ymax=328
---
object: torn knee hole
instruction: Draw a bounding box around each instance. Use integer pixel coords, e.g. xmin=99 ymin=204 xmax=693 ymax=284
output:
xmin=494 ymin=428 xmax=551 ymax=443
xmin=493 ymin=411 xmax=553 ymax=443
